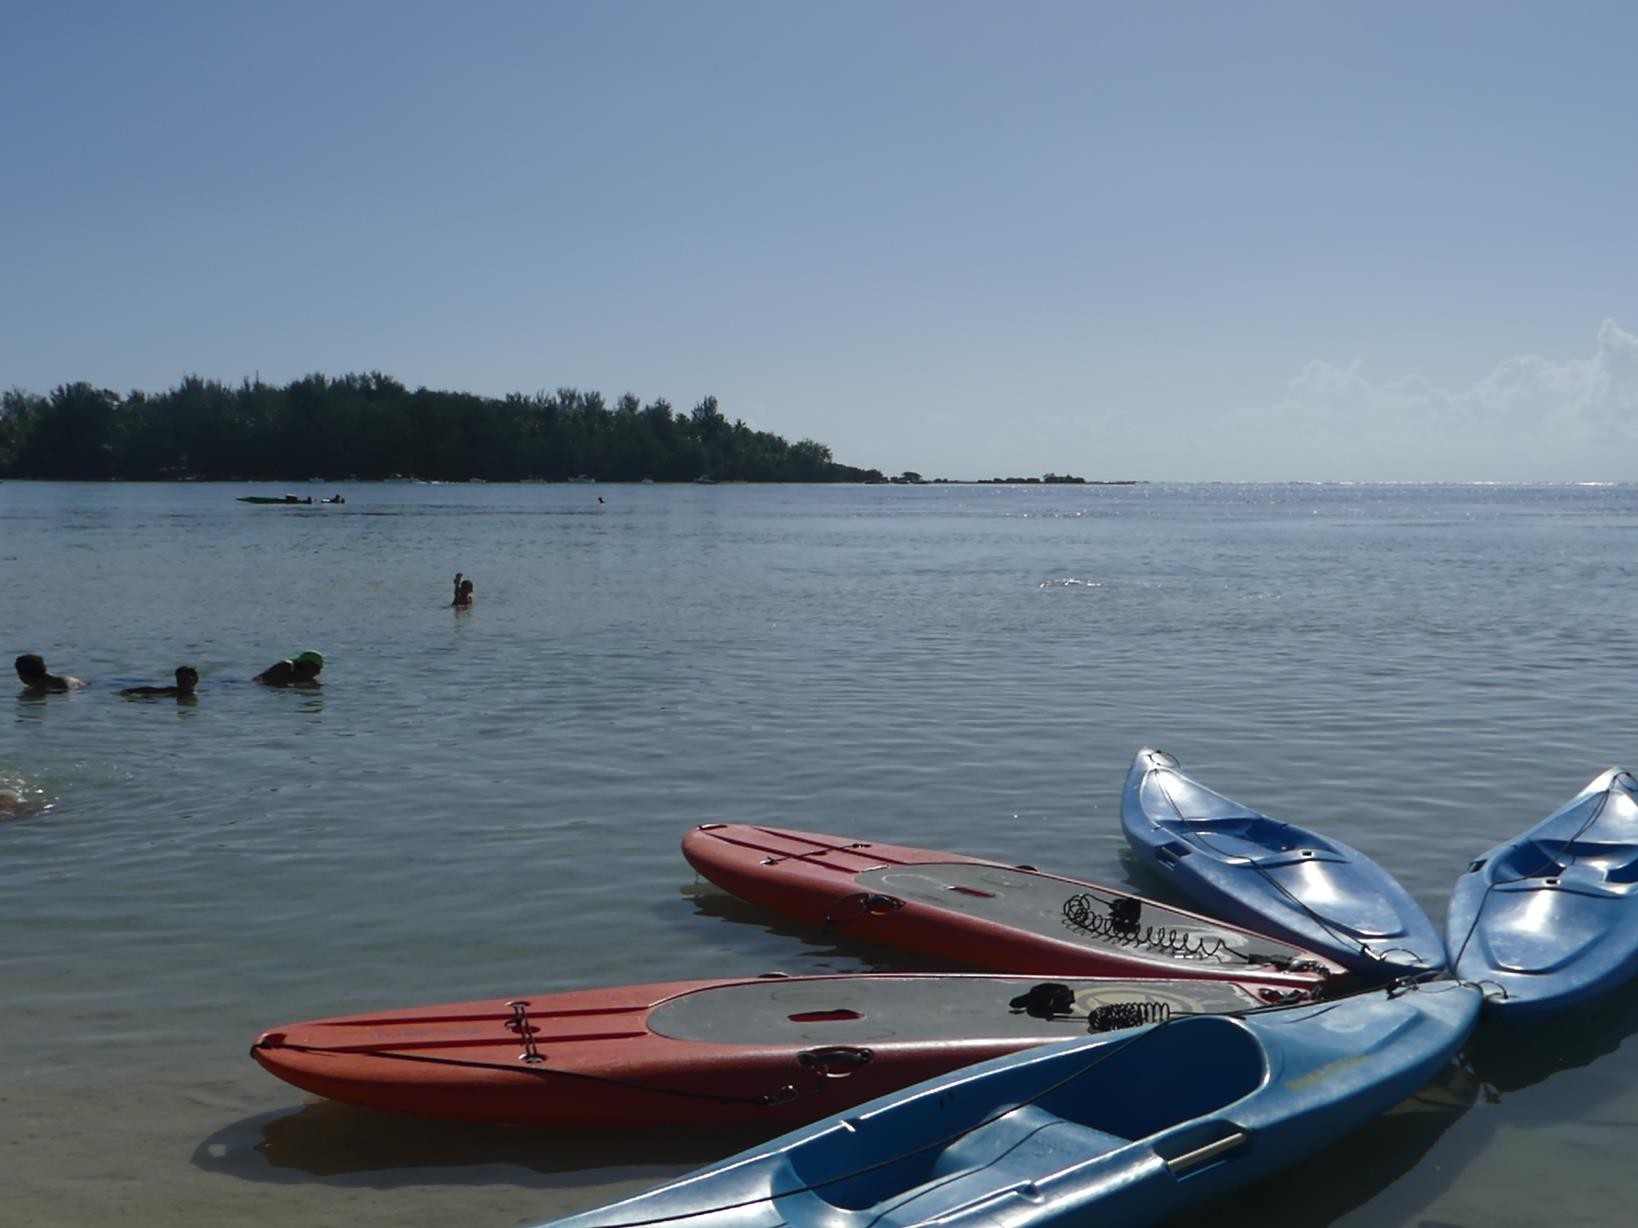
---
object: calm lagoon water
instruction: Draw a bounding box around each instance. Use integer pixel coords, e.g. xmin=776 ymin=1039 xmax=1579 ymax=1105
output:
xmin=3 ymin=479 xmax=1636 ymax=1227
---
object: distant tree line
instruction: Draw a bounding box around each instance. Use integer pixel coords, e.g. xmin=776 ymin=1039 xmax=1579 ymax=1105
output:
xmin=0 ymin=373 xmax=887 ymax=483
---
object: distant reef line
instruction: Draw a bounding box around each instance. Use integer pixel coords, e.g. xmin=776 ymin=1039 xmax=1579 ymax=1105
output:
xmin=0 ymin=373 xmax=1120 ymax=486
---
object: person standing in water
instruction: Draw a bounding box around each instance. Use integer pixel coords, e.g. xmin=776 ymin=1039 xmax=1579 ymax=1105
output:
xmin=453 ymin=573 xmax=474 ymax=607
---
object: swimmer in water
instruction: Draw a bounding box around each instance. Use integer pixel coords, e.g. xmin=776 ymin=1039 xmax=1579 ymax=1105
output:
xmin=254 ymin=659 xmax=294 ymax=685
xmin=453 ymin=574 xmax=474 ymax=607
xmin=255 ymin=650 xmax=324 ymax=687
xmin=15 ymin=653 xmax=88 ymax=693
xmin=119 ymin=665 xmax=199 ymax=698
xmin=0 ymin=784 xmax=46 ymax=821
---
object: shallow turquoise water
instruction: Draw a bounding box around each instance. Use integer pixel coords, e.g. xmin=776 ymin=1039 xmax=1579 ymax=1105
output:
xmin=2 ymin=480 xmax=1636 ymax=1227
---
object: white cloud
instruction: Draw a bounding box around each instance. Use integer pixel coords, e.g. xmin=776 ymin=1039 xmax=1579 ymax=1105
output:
xmin=1210 ymin=320 xmax=1638 ymax=481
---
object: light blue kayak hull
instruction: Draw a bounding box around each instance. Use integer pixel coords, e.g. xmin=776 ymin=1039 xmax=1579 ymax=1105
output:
xmin=1120 ymin=748 xmax=1448 ymax=978
xmin=1448 ymin=768 xmax=1638 ymax=1021
xmin=536 ymin=983 xmax=1480 ymax=1228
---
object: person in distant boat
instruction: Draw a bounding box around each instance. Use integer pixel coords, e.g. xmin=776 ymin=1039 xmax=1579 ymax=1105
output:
xmin=120 ymin=665 xmax=199 ymax=698
xmin=255 ymin=650 xmax=324 ymax=687
xmin=452 ymin=573 xmax=474 ymax=607
xmin=15 ymin=653 xmax=88 ymax=693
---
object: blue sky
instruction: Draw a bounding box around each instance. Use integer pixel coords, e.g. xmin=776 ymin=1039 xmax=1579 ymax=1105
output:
xmin=3 ymin=1 xmax=1635 ymax=481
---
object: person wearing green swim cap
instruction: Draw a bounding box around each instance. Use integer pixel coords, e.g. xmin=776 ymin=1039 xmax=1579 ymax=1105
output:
xmin=255 ymin=650 xmax=324 ymax=687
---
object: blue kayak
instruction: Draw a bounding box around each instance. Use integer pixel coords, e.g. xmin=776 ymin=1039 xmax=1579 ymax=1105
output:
xmin=1447 ymin=767 xmax=1638 ymax=1021
xmin=1120 ymin=749 xmax=1447 ymax=979
xmin=536 ymin=983 xmax=1480 ymax=1228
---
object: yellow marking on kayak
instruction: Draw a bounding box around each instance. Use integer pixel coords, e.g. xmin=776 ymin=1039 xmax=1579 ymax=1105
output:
xmin=1284 ymin=1053 xmax=1368 ymax=1090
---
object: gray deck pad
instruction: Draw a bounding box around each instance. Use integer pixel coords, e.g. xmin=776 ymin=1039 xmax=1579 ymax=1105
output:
xmin=852 ymin=862 xmax=1309 ymax=967
xmin=647 ymin=976 xmax=1261 ymax=1045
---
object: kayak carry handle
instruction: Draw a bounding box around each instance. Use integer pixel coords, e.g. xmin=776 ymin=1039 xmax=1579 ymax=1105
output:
xmin=1155 ymin=843 xmax=1191 ymax=868
xmin=1164 ymin=1128 xmax=1249 ymax=1176
xmin=824 ymin=892 xmax=905 ymax=926
xmin=798 ymin=1046 xmax=874 ymax=1077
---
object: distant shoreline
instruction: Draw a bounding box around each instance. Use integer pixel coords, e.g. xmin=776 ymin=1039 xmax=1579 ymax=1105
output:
xmin=0 ymin=376 xmax=1138 ymax=487
xmin=1 ymin=475 xmax=1148 ymax=487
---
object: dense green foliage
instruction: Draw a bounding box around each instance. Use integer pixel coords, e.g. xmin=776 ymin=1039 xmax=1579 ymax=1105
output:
xmin=0 ymin=374 xmax=884 ymax=483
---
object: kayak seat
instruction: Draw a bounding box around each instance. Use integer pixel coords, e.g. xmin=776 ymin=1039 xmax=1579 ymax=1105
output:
xmin=1043 ymin=1016 xmax=1266 ymax=1137
xmin=1552 ymin=863 xmax=1624 ymax=893
xmin=1492 ymin=842 xmax=1566 ymax=881
xmin=1501 ymin=839 xmax=1638 ymax=882
xmin=1551 ymin=841 xmax=1638 ymax=882
xmin=784 ymin=1109 xmax=1128 ymax=1214
xmin=799 ymin=1113 xmax=1133 ymax=1218
xmin=929 ymin=1106 xmax=1127 ymax=1179
xmin=1179 ymin=816 xmax=1306 ymax=861
xmin=781 ymin=1018 xmax=1264 ymax=1217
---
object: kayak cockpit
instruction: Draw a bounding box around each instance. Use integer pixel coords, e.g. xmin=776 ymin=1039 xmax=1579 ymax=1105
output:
xmin=1489 ymin=838 xmax=1638 ymax=890
xmin=775 ymin=1016 xmax=1265 ymax=1218
xmin=1174 ymin=817 xmax=1348 ymax=866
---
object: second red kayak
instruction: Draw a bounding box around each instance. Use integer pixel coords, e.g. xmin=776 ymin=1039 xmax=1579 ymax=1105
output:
xmin=684 ymin=823 xmax=1348 ymax=991
xmin=252 ymin=971 xmax=1305 ymax=1127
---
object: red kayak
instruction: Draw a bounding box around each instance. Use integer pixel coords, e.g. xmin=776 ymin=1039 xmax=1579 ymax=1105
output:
xmin=684 ymin=824 xmax=1348 ymax=991
xmin=251 ymin=971 xmax=1305 ymax=1127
